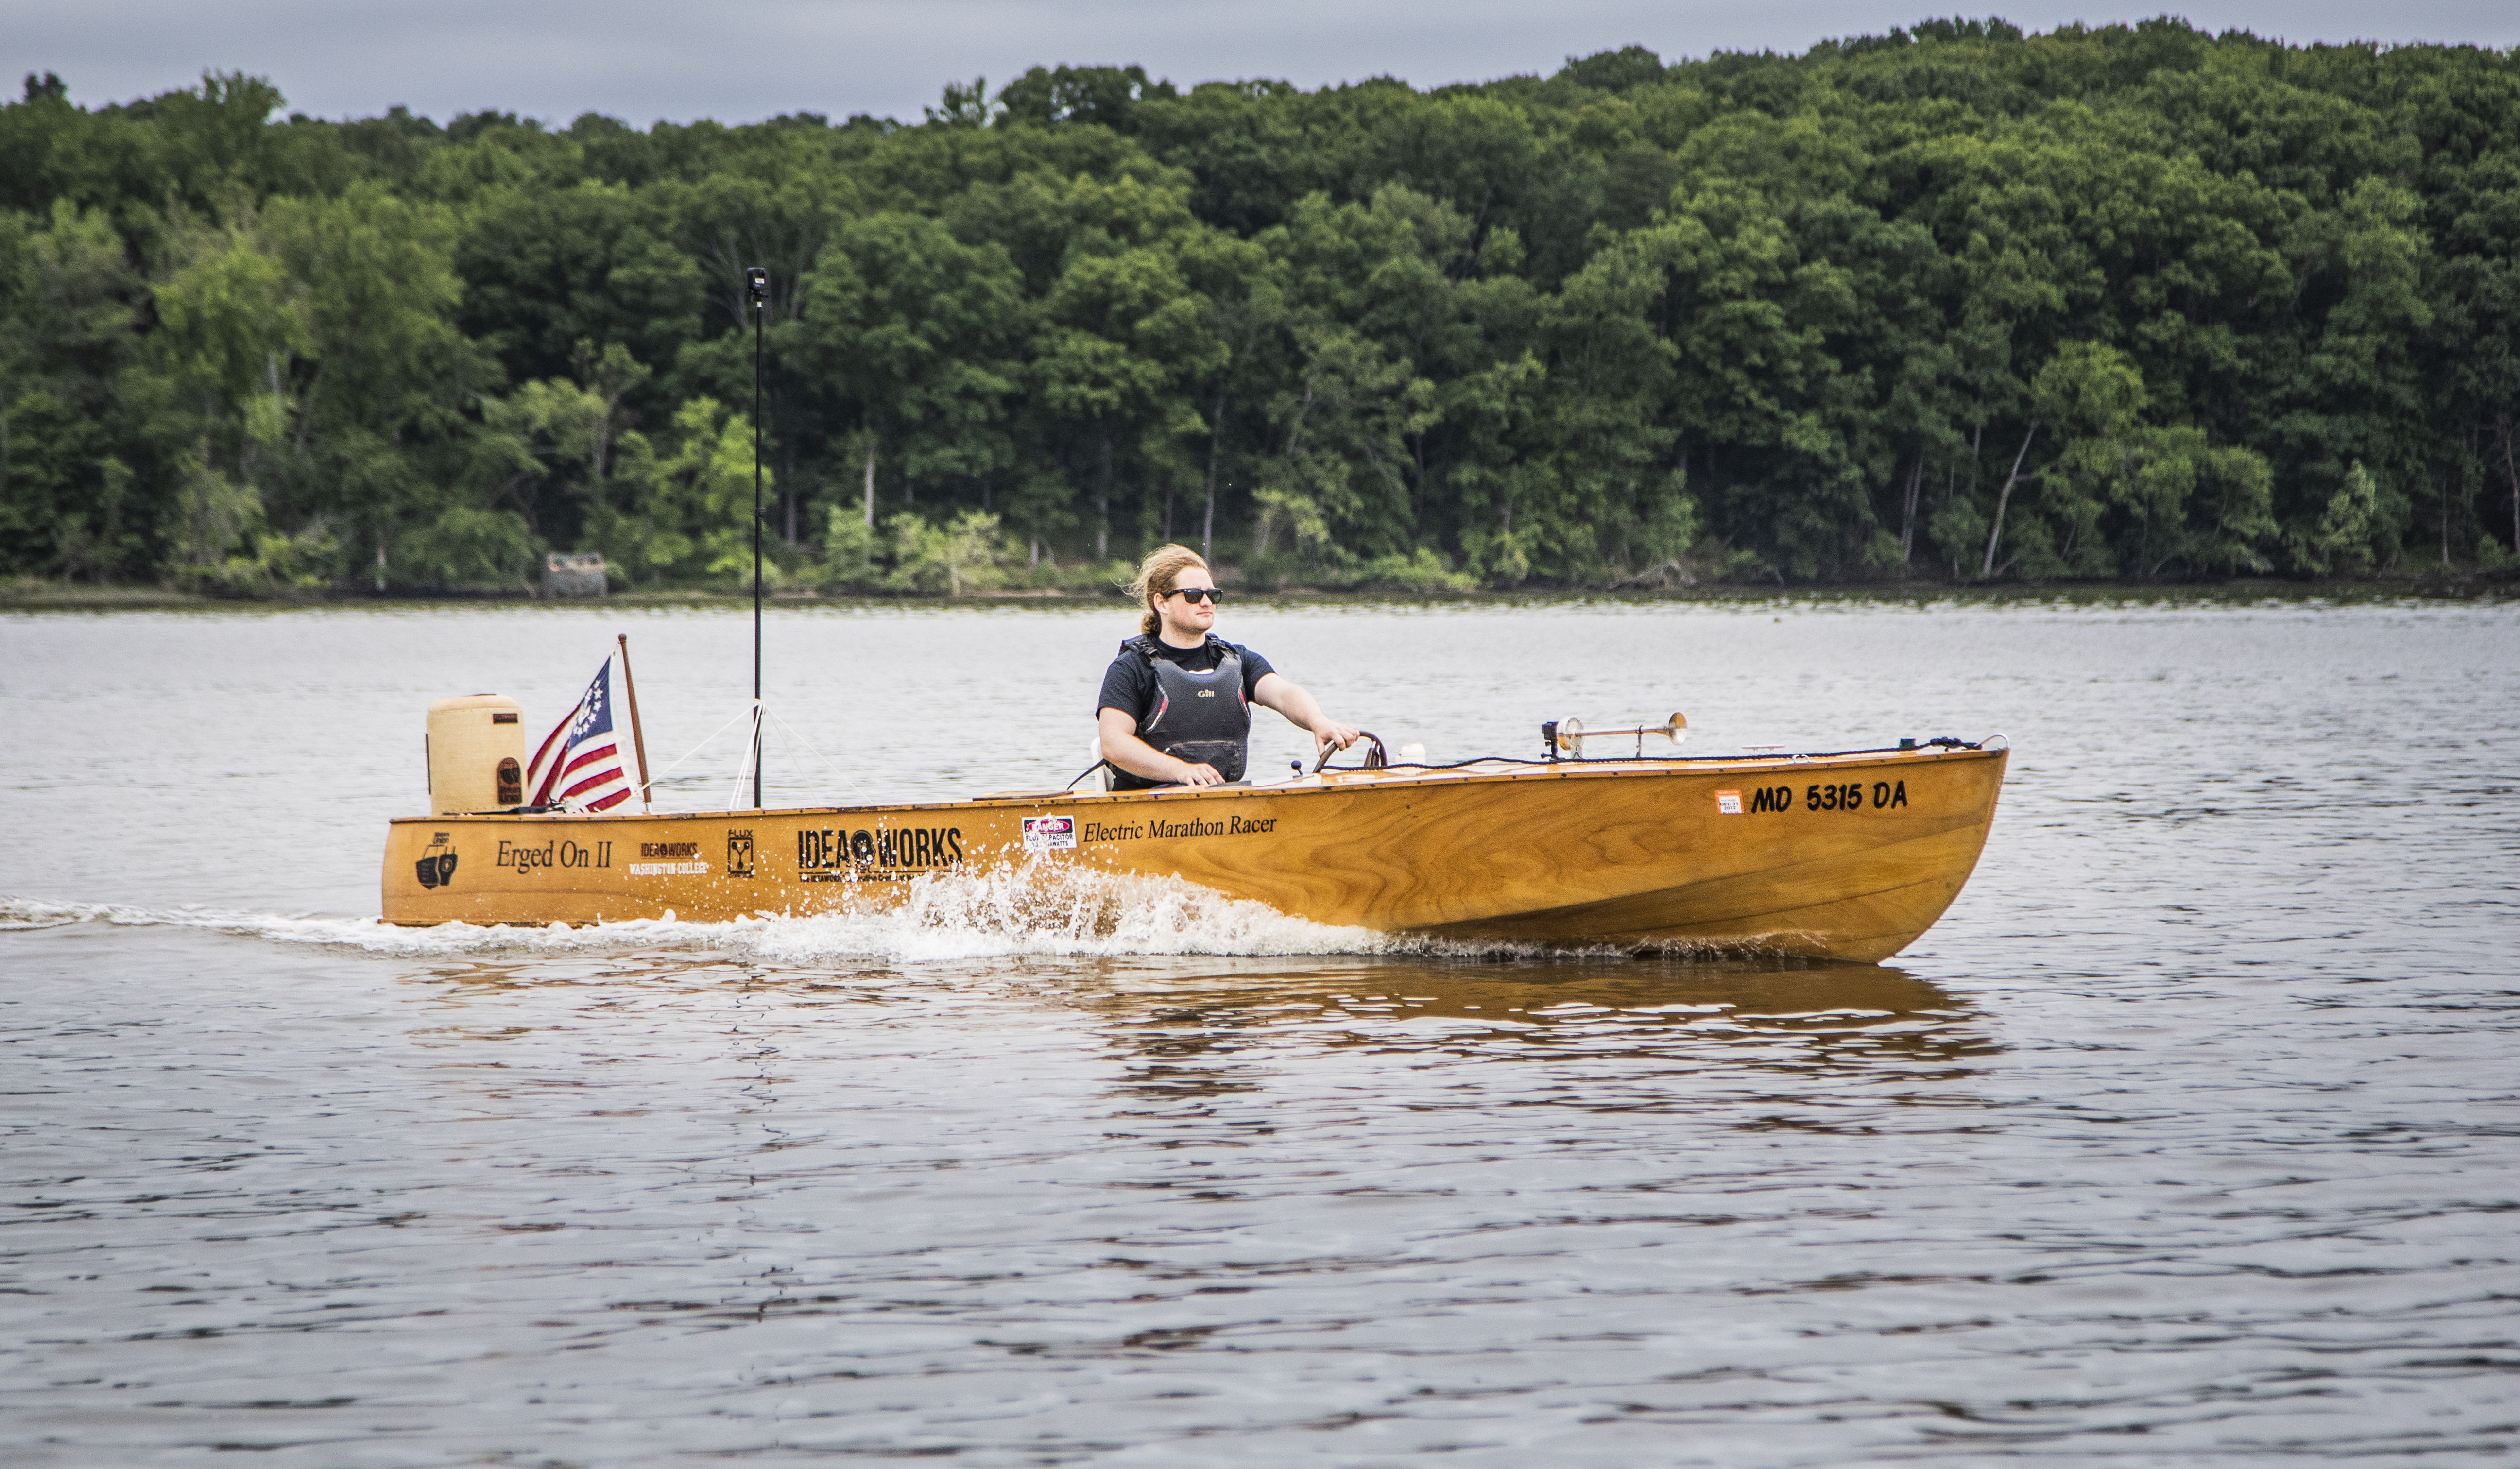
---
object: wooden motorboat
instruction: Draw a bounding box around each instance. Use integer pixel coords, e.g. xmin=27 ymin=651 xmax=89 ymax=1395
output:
xmin=379 ymin=739 xmax=2007 ymax=961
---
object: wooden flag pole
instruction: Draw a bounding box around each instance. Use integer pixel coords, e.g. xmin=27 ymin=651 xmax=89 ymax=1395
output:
xmin=617 ymin=633 xmax=653 ymax=812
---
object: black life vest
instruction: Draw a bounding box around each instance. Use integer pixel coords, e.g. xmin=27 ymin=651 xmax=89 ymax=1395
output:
xmin=1113 ymin=634 xmax=1250 ymax=788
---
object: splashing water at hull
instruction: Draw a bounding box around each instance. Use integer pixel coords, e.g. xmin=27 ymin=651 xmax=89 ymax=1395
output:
xmin=1 ymin=863 xmax=1501 ymax=964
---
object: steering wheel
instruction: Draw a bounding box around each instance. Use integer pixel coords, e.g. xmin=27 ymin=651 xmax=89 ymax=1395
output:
xmin=1310 ymin=730 xmax=1389 ymax=775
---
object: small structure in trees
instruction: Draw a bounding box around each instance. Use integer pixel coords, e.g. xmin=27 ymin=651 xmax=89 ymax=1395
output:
xmin=544 ymin=552 xmax=607 ymax=598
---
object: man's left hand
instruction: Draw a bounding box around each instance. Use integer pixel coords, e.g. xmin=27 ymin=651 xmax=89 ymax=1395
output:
xmin=1312 ymin=722 xmax=1360 ymax=759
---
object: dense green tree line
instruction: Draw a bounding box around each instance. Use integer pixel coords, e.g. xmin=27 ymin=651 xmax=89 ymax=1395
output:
xmin=5 ymin=19 xmax=2519 ymax=594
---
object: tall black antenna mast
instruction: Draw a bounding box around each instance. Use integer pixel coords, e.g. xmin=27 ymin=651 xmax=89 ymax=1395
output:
xmin=745 ymin=265 xmax=769 ymax=810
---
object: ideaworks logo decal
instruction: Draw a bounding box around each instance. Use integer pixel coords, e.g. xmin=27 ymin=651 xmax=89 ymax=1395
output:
xmin=796 ymin=825 xmax=965 ymax=881
xmin=629 ymin=841 xmax=706 ymax=877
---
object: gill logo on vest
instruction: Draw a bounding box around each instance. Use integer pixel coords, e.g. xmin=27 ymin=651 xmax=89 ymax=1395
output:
xmin=1197 ymin=689 xmax=1216 ymax=697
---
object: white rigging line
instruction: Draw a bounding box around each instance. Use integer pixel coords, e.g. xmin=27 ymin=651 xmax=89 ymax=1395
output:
xmin=758 ymin=700 xmax=861 ymax=796
xmin=647 ymin=703 xmax=759 ymax=788
xmin=648 ymin=699 xmax=864 ymax=812
xmin=728 ymin=701 xmax=867 ymax=810
xmin=725 ymin=704 xmax=763 ymax=813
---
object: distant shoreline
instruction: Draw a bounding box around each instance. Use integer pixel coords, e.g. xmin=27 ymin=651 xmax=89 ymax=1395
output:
xmin=4 ymin=576 xmax=2512 ymax=613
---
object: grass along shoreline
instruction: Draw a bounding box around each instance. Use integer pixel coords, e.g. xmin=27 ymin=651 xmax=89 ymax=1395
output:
xmin=4 ymin=573 xmax=2512 ymax=614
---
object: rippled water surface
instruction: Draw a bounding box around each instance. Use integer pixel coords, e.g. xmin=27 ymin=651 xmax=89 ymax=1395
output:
xmin=3 ymin=598 xmax=2517 ymax=1465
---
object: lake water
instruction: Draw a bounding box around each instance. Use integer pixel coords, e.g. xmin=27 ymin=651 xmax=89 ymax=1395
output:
xmin=3 ymin=598 xmax=2516 ymax=1465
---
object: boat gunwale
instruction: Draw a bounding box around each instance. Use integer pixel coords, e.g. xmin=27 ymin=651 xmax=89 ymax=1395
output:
xmin=383 ymin=745 xmax=2005 ymax=824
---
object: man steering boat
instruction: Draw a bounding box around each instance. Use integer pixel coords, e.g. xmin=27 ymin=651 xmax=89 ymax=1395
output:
xmin=1095 ymin=544 xmax=1359 ymax=789
xmin=387 ymin=541 xmax=2006 ymax=955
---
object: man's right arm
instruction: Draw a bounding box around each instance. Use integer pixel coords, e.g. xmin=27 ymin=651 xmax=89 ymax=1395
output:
xmin=1098 ymin=707 xmax=1225 ymax=786
xmin=1095 ymin=656 xmax=1224 ymax=786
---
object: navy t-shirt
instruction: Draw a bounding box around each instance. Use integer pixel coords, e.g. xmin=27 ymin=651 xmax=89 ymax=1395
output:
xmin=1096 ymin=636 xmax=1275 ymax=731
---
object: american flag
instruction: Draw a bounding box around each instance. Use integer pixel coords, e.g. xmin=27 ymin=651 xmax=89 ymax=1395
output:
xmin=526 ymin=654 xmax=636 ymax=811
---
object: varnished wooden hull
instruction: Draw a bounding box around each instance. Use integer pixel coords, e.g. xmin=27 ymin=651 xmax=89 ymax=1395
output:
xmin=380 ymin=746 xmax=2006 ymax=962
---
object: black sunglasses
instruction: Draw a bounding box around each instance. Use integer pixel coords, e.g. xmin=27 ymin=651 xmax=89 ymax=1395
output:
xmin=1164 ymin=587 xmax=1224 ymax=604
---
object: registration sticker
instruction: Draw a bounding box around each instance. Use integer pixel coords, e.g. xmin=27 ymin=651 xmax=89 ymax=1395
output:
xmin=1022 ymin=815 xmax=1077 ymax=852
xmin=1715 ymin=789 xmax=1743 ymax=815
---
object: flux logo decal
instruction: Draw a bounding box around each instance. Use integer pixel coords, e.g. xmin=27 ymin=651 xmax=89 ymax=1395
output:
xmin=1022 ymin=815 xmax=1077 ymax=852
xmin=416 ymin=832 xmax=458 ymax=889
xmin=726 ymin=829 xmax=755 ymax=878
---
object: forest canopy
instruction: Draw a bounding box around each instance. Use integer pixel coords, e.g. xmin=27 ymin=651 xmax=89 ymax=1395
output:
xmin=4 ymin=17 xmax=2519 ymax=595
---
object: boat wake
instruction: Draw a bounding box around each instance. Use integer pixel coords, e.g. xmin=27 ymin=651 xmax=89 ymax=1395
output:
xmin=0 ymin=866 xmax=1519 ymax=962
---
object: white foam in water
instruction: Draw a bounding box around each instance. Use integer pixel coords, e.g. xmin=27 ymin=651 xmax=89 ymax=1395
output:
xmin=0 ymin=865 xmax=1488 ymax=962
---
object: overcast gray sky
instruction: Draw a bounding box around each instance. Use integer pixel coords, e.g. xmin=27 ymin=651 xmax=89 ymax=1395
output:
xmin=6 ymin=0 xmax=2516 ymax=126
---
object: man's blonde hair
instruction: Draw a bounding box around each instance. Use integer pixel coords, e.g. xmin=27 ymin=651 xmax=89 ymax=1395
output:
xmin=1128 ymin=544 xmax=1210 ymax=637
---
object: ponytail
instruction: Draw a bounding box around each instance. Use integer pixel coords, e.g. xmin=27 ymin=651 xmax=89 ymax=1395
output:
xmin=1127 ymin=544 xmax=1209 ymax=637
